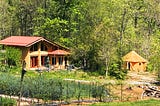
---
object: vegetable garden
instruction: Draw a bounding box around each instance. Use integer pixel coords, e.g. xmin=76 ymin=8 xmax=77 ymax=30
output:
xmin=0 ymin=72 xmax=110 ymax=105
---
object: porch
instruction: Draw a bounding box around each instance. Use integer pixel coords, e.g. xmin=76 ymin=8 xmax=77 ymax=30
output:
xmin=28 ymin=49 xmax=70 ymax=70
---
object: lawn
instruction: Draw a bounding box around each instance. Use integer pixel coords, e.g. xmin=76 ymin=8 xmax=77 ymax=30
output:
xmin=91 ymin=99 xmax=160 ymax=106
xmin=7 ymin=67 xmax=107 ymax=83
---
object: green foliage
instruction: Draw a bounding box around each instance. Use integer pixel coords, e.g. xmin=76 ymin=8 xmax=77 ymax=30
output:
xmin=146 ymin=63 xmax=154 ymax=72
xmin=5 ymin=47 xmax=21 ymax=68
xmin=108 ymin=62 xmax=128 ymax=80
xmin=91 ymin=99 xmax=160 ymax=106
xmin=1 ymin=0 xmax=160 ymax=76
xmin=37 ymin=17 xmax=68 ymax=41
xmin=91 ymin=84 xmax=108 ymax=102
xmin=0 ymin=97 xmax=17 ymax=106
xmin=0 ymin=73 xmax=108 ymax=102
xmin=0 ymin=73 xmax=19 ymax=96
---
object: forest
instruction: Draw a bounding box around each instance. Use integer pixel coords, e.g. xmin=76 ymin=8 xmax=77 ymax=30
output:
xmin=0 ymin=0 xmax=160 ymax=75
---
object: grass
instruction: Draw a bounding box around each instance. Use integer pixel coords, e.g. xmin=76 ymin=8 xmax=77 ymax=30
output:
xmin=91 ymin=99 xmax=160 ymax=106
xmin=6 ymin=67 xmax=105 ymax=82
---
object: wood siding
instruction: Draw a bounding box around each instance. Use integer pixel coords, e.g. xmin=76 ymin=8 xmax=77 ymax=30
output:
xmin=21 ymin=41 xmax=69 ymax=70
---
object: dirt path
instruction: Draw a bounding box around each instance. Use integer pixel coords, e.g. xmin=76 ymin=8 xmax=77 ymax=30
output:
xmin=126 ymin=71 xmax=158 ymax=85
xmin=109 ymin=72 xmax=160 ymax=102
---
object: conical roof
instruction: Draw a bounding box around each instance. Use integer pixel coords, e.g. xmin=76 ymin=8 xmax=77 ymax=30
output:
xmin=122 ymin=51 xmax=148 ymax=62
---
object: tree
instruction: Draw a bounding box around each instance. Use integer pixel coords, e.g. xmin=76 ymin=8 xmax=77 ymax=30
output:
xmin=1 ymin=0 xmax=160 ymax=75
xmin=5 ymin=47 xmax=22 ymax=68
xmin=0 ymin=0 xmax=12 ymax=38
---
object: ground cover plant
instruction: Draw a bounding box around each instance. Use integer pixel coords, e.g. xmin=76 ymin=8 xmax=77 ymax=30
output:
xmin=90 ymin=99 xmax=160 ymax=106
xmin=0 ymin=97 xmax=17 ymax=106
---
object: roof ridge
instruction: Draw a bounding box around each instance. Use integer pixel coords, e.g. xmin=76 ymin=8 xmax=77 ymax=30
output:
xmin=122 ymin=51 xmax=147 ymax=62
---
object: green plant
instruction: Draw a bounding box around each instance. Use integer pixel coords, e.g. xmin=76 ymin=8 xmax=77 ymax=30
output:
xmin=91 ymin=84 xmax=108 ymax=102
xmin=108 ymin=62 xmax=128 ymax=80
xmin=5 ymin=47 xmax=22 ymax=68
xmin=0 ymin=97 xmax=17 ymax=106
xmin=146 ymin=63 xmax=154 ymax=72
xmin=91 ymin=99 xmax=160 ymax=106
xmin=0 ymin=72 xmax=111 ymax=103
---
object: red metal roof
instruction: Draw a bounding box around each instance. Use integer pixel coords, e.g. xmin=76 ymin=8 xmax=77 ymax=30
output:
xmin=49 ymin=50 xmax=70 ymax=55
xmin=0 ymin=36 xmax=44 ymax=47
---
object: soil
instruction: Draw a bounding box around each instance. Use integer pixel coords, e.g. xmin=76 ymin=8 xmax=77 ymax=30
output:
xmin=126 ymin=71 xmax=158 ymax=85
xmin=54 ymin=72 xmax=160 ymax=106
xmin=118 ymin=71 xmax=160 ymax=102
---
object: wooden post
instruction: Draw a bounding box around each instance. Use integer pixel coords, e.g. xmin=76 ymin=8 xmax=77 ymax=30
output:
xmin=18 ymin=80 xmax=22 ymax=106
xmin=38 ymin=42 xmax=41 ymax=68
xmin=120 ymin=81 xmax=123 ymax=101
xmin=18 ymin=62 xmax=26 ymax=106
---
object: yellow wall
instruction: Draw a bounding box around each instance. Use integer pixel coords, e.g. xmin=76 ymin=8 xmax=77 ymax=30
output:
xmin=21 ymin=47 xmax=30 ymax=70
xmin=21 ymin=41 xmax=69 ymax=70
xmin=130 ymin=62 xmax=147 ymax=72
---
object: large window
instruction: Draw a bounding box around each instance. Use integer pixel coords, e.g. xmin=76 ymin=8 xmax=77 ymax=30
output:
xmin=30 ymin=56 xmax=38 ymax=67
xmin=58 ymin=57 xmax=63 ymax=65
xmin=41 ymin=56 xmax=45 ymax=66
xmin=52 ymin=57 xmax=56 ymax=65
xmin=30 ymin=43 xmax=38 ymax=51
xmin=41 ymin=43 xmax=48 ymax=51
xmin=41 ymin=56 xmax=49 ymax=66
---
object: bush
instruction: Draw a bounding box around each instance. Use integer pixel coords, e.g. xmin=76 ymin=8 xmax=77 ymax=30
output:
xmin=5 ymin=47 xmax=22 ymax=68
xmin=146 ymin=63 xmax=154 ymax=72
xmin=108 ymin=62 xmax=128 ymax=80
xmin=91 ymin=84 xmax=108 ymax=102
xmin=0 ymin=47 xmax=21 ymax=73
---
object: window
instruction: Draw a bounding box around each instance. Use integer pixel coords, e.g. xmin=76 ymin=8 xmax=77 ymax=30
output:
xmin=58 ymin=57 xmax=63 ymax=65
xmin=52 ymin=57 xmax=56 ymax=65
xmin=41 ymin=56 xmax=49 ymax=67
xmin=41 ymin=56 xmax=46 ymax=66
xmin=30 ymin=56 xmax=38 ymax=67
xmin=30 ymin=43 xmax=38 ymax=51
xmin=41 ymin=43 xmax=48 ymax=51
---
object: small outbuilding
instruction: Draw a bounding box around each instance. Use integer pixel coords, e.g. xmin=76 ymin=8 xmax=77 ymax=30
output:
xmin=122 ymin=51 xmax=148 ymax=72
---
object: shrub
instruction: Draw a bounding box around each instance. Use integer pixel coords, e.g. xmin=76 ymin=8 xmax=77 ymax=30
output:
xmin=146 ymin=63 xmax=154 ymax=72
xmin=108 ymin=62 xmax=128 ymax=80
xmin=91 ymin=84 xmax=108 ymax=102
xmin=5 ymin=47 xmax=22 ymax=68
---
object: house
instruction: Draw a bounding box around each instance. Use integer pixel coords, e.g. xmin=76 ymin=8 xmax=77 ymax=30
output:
xmin=0 ymin=36 xmax=70 ymax=70
xmin=122 ymin=51 xmax=148 ymax=72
